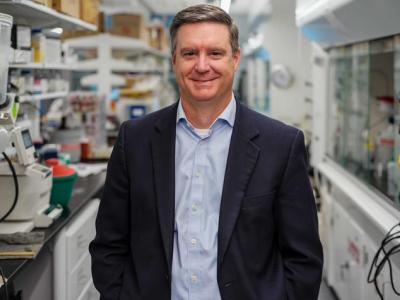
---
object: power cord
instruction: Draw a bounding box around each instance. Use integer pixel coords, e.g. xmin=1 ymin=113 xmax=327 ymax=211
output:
xmin=0 ymin=153 xmax=19 ymax=223
xmin=367 ymin=222 xmax=400 ymax=299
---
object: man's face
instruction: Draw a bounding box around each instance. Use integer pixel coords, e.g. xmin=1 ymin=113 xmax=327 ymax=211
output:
xmin=172 ymin=22 xmax=240 ymax=106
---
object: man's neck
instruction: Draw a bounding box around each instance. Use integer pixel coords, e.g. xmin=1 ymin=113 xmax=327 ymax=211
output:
xmin=181 ymin=96 xmax=232 ymax=129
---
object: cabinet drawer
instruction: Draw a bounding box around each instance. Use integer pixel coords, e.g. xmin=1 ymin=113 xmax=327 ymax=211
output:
xmin=66 ymin=200 xmax=99 ymax=270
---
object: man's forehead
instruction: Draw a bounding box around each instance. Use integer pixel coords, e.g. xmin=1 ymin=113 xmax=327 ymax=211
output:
xmin=175 ymin=22 xmax=230 ymax=47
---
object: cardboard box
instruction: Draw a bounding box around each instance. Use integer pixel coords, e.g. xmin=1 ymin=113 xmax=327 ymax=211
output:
xmin=61 ymin=30 xmax=99 ymax=40
xmin=80 ymin=0 xmax=99 ymax=26
xmin=147 ymin=25 xmax=168 ymax=50
xmin=103 ymin=14 xmax=146 ymax=40
xmin=33 ymin=0 xmax=52 ymax=7
xmin=53 ymin=0 xmax=80 ymax=19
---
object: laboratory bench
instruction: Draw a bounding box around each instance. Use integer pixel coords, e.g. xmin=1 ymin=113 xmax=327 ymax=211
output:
xmin=0 ymin=171 xmax=106 ymax=299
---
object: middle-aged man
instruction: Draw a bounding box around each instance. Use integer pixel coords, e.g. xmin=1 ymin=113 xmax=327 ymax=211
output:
xmin=90 ymin=4 xmax=323 ymax=300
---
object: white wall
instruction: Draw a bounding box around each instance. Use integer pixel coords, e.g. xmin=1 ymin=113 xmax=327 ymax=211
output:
xmin=263 ymin=0 xmax=313 ymax=128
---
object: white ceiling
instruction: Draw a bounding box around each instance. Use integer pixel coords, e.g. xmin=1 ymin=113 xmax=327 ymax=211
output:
xmin=145 ymin=0 xmax=214 ymax=15
xmin=101 ymin=0 xmax=270 ymax=16
xmin=100 ymin=0 xmax=272 ymax=46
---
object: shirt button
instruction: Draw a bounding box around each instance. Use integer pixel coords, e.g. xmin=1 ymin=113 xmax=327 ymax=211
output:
xmin=195 ymin=171 xmax=201 ymax=177
xmin=191 ymin=238 xmax=197 ymax=246
xmin=192 ymin=204 xmax=198 ymax=212
xmin=191 ymin=274 xmax=198 ymax=283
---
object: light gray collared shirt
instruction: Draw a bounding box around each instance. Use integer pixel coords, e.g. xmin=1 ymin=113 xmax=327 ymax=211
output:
xmin=171 ymin=97 xmax=236 ymax=300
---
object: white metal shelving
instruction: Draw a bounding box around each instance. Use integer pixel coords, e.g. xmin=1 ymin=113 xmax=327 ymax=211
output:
xmin=19 ymin=91 xmax=68 ymax=102
xmin=9 ymin=63 xmax=80 ymax=71
xmin=0 ymin=0 xmax=97 ymax=30
xmin=63 ymin=34 xmax=170 ymax=97
xmin=63 ymin=33 xmax=169 ymax=58
xmin=77 ymin=58 xmax=164 ymax=73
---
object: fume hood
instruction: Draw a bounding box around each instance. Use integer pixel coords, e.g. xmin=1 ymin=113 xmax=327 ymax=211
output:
xmin=296 ymin=0 xmax=400 ymax=47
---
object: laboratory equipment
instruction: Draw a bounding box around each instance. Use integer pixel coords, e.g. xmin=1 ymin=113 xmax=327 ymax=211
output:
xmin=46 ymin=159 xmax=78 ymax=207
xmin=326 ymin=37 xmax=400 ymax=203
xmin=0 ymin=13 xmax=12 ymax=106
xmin=0 ymin=94 xmax=61 ymax=233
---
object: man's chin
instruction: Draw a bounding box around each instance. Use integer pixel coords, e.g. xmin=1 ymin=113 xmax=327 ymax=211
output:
xmin=189 ymin=94 xmax=217 ymax=103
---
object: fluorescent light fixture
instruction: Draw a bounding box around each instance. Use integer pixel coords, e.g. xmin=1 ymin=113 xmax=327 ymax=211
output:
xmin=50 ymin=27 xmax=63 ymax=35
xmin=220 ymin=0 xmax=231 ymax=13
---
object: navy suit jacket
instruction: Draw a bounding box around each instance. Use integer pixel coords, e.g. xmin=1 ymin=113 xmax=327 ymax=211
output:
xmin=89 ymin=101 xmax=323 ymax=300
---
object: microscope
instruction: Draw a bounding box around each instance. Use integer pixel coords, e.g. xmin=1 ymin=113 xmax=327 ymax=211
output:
xmin=0 ymin=94 xmax=61 ymax=233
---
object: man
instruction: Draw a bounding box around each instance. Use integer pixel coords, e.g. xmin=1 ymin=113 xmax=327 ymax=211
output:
xmin=90 ymin=4 xmax=323 ymax=300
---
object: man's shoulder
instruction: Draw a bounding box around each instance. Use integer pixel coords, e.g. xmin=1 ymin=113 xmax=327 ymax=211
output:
xmin=122 ymin=102 xmax=178 ymax=133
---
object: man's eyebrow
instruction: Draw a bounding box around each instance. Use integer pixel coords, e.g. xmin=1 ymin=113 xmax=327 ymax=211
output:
xmin=180 ymin=48 xmax=197 ymax=54
xmin=209 ymin=47 xmax=226 ymax=52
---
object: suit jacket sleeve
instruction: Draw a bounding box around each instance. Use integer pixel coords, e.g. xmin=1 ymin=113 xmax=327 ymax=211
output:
xmin=89 ymin=122 xmax=131 ymax=300
xmin=277 ymin=130 xmax=323 ymax=299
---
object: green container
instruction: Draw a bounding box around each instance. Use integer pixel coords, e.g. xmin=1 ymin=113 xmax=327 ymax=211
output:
xmin=50 ymin=172 xmax=78 ymax=207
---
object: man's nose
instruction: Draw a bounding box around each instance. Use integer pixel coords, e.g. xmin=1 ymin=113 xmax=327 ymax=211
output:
xmin=195 ymin=53 xmax=210 ymax=72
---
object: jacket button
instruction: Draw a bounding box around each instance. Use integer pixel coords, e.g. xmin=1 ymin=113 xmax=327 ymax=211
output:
xmin=165 ymin=274 xmax=169 ymax=281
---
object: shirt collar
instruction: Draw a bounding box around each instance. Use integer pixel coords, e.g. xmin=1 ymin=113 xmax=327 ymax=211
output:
xmin=176 ymin=95 xmax=236 ymax=128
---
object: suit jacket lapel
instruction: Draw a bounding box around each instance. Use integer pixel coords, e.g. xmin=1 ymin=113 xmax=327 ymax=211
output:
xmin=218 ymin=102 xmax=260 ymax=266
xmin=151 ymin=103 xmax=178 ymax=275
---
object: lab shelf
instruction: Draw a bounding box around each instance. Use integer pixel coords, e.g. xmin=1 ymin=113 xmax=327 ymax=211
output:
xmin=0 ymin=0 xmax=97 ymax=31
xmin=19 ymin=91 xmax=69 ymax=102
xmin=63 ymin=34 xmax=170 ymax=98
xmin=77 ymin=58 xmax=164 ymax=73
xmin=63 ymin=34 xmax=169 ymax=58
xmin=9 ymin=63 xmax=80 ymax=71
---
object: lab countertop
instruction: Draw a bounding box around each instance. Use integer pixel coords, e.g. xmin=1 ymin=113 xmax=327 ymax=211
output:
xmin=0 ymin=171 xmax=106 ymax=281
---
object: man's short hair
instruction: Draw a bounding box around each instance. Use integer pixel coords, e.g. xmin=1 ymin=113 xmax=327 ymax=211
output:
xmin=169 ymin=4 xmax=239 ymax=55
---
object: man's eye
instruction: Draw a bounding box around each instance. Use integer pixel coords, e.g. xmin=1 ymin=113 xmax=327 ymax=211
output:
xmin=183 ymin=52 xmax=195 ymax=57
xmin=210 ymin=51 xmax=223 ymax=57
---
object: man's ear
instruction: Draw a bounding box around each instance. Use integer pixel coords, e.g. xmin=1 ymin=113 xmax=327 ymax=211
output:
xmin=233 ymin=48 xmax=241 ymax=71
xmin=171 ymin=52 xmax=176 ymax=70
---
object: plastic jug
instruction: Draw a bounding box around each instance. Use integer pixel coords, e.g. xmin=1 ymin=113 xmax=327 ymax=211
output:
xmin=0 ymin=13 xmax=13 ymax=106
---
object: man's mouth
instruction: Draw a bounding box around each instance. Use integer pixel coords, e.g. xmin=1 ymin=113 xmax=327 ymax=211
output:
xmin=190 ymin=78 xmax=217 ymax=82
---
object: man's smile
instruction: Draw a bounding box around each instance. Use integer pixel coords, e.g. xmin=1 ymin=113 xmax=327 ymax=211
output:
xmin=189 ymin=77 xmax=219 ymax=83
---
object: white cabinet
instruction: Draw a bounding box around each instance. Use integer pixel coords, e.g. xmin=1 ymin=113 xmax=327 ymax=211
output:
xmin=321 ymin=178 xmax=400 ymax=300
xmin=54 ymin=199 xmax=100 ymax=300
xmin=330 ymin=200 xmax=366 ymax=300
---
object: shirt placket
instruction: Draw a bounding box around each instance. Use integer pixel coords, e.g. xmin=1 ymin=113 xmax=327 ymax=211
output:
xmin=187 ymin=136 xmax=207 ymax=298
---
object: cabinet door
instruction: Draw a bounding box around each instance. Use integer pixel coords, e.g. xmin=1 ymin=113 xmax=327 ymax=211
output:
xmin=363 ymin=238 xmax=388 ymax=300
xmin=383 ymin=264 xmax=400 ymax=300
xmin=331 ymin=201 xmax=352 ymax=299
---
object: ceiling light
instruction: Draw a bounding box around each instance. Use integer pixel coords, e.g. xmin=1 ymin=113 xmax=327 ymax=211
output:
xmin=50 ymin=27 xmax=63 ymax=35
xmin=220 ymin=0 xmax=231 ymax=13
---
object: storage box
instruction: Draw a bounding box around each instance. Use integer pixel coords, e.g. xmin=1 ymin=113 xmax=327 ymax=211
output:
xmin=80 ymin=0 xmax=99 ymax=26
xmin=11 ymin=25 xmax=31 ymax=49
xmin=147 ymin=25 xmax=168 ymax=50
xmin=13 ymin=49 xmax=32 ymax=64
xmin=61 ymin=30 xmax=98 ymax=40
xmin=103 ymin=13 xmax=146 ymax=40
xmin=53 ymin=0 xmax=80 ymax=19
xmin=33 ymin=0 xmax=52 ymax=7
xmin=45 ymin=38 xmax=61 ymax=64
